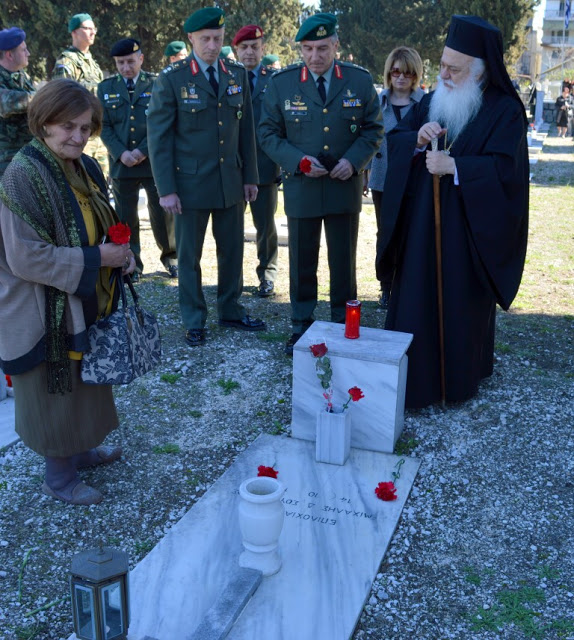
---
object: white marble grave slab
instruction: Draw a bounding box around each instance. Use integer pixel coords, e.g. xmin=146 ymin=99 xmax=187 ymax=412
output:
xmin=71 ymin=435 xmax=418 ymax=640
xmin=0 ymin=396 xmax=16 ymax=450
xmin=292 ymin=321 xmax=413 ymax=453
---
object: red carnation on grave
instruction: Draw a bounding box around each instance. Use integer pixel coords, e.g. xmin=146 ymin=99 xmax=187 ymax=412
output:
xmin=348 ymin=386 xmax=364 ymax=402
xmin=257 ymin=465 xmax=278 ymax=478
xmin=309 ymin=342 xmax=328 ymax=358
xmin=108 ymin=222 xmax=131 ymax=244
xmin=299 ymin=157 xmax=312 ymax=174
xmin=375 ymin=481 xmax=397 ymax=501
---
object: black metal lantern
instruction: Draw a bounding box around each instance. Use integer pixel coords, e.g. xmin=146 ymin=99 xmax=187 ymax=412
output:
xmin=70 ymin=546 xmax=130 ymax=640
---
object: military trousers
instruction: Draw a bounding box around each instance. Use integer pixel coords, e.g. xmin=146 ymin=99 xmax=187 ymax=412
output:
xmin=175 ymin=204 xmax=246 ymax=330
xmin=247 ymin=182 xmax=279 ymax=283
xmin=112 ymin=177 xmax=177 ymax=273
xmin=287 ymin=213 xmax=359 ymax=334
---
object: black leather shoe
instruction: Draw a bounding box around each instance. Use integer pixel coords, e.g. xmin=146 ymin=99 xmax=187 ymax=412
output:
xmin=167 ymin=264 xmax=178 ymax=279
xmin=218 ymin=315 xmax=266 ymax=331
xmin=285 ymin=332 xmax=303 ymax=356
xmin=257 ymin=280 xmax=275 ymax=297
xmin=185 ymin=328 xmax=206 ymax=346
xmin=378 ymin=289 xmax=390 ymax=309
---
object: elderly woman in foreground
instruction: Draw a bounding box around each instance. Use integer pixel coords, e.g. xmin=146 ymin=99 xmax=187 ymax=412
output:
xmin=0 ymin=79 xmax=135 ymax=505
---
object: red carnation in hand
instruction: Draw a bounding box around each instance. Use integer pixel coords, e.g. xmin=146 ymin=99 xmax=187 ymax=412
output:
xmin=257 ymin=465 xmax=278 ymax=478
xmin=375 ymin=481 xmax=397 ymax=501
xmin=348 ymin=386 xmax=364 ymax=402
xmin=108 ymin=222 xmax=131 ymax=244
xmin=309 ymin=343 xmax=328 ymax=358
xmin=299 ymin=157 xmax=312 ymax=174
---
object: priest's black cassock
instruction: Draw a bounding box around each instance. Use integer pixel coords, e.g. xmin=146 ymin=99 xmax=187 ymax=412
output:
xmin=377 ymin=79 xmax=529 ymax=409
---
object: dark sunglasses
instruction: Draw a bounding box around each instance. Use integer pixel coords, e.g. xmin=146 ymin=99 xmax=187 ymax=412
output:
xmin=390 ymin=68 xmax=415 ymax=78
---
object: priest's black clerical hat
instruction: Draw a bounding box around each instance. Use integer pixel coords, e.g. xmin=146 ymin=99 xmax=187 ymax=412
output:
xmin=445 ymin=15 xmax=525 ymax=119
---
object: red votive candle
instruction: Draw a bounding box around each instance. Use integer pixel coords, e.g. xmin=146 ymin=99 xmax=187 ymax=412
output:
xmin=344 ymin=300 xmax=361 ymax=339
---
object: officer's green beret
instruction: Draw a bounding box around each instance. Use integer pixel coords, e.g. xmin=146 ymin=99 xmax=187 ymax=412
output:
xmin=68 ymin=13 xmax=92 ymax=33
xmin=220 ymin=46 xmax=233 ymax=59
xmin=110 ymin=38 xmax=141 ymax=57
xmin=295 ymin=13 xmax=338 ymax=42
xmin=183 ymin=7 xmax=225 ymax=34
xmin=164 ymin=40 xmax=187 ymax=57
xmin=262 ymin=54 xmax=279 ymax=66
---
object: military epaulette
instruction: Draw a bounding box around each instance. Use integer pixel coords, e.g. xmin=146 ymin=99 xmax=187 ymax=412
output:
xmin=141 ymin=70 xmax=158 ymax=79
xmin=272 ymin=61 xmax=303 ymax=76
xmin=98 ymin=76 xmax=116 ymax=86
xmin=339 ymin=60 xmax=370 ymax=74
xmin=224 ymin=58 xmax=244 ymax=68
xmin=161 ymin=59 xmax=186 ymax=74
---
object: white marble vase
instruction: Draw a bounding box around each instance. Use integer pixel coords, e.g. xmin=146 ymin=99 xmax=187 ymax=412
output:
xmin=316 ymin=406 xmax=351 ymax=465
xmin=238 ymin=476 xmax=286 ymax=577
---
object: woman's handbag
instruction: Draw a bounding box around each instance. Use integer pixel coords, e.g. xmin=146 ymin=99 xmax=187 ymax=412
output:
xmin=81 ymin=273 xmax=161 ymax=385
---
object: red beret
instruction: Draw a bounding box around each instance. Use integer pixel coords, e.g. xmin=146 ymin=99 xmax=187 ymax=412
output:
xmin=232 ymin=24 xmax=264 ymax=46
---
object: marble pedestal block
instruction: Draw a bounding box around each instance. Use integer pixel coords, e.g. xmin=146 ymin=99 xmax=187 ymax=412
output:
xmin=69 ymin=435 xmax=418 ymax=640
xmin=292 ymin=321 xmax=413 ymax=453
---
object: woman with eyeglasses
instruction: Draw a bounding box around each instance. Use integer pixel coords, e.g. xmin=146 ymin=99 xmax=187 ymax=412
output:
xmin=368 ymin=47 xmax=424 ymax=308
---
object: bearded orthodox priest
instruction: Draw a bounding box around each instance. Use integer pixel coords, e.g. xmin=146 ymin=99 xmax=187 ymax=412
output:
xmin=376 ymin=16 xmax=529 ymax=409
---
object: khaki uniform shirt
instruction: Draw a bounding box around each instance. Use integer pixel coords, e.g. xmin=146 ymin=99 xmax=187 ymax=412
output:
xmin=52 ymin=46 xmax=103 ymax=94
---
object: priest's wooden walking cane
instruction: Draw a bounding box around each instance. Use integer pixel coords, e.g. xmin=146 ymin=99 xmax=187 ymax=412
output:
xmin=431 ymin=138 xmax=446 ymax=409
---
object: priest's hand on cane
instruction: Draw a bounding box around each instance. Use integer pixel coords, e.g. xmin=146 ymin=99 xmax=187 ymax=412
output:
xmin=416 ymin=121 xmax=446 ymax=148
xmin=426 ymin=150 xmax=456 ymax=177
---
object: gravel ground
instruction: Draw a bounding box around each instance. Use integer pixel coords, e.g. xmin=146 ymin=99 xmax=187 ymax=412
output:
xmin=0 ymin=132 xmax=573 ymax=640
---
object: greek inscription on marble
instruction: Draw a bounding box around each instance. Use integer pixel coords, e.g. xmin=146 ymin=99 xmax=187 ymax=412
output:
xmin=285 ymin=511 xmax=336 ymax=526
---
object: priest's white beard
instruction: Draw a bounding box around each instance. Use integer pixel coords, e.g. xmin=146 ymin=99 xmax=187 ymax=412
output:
xmin=429 ymin=67 xmax=484 ymax=142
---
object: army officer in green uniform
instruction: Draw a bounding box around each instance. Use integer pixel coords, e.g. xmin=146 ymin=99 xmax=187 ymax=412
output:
xmin=147 ymin=7 xmax=265 ymax=347
xmin=53 ymin=13 xmax=107 ymax=173
xmin=259 ymin=13 xmax=383 ymax=354
xmin=52 ymin=13 xmax=103 ymax=93
xmin=232 ymin=24 xmax=281 ymax=298
xmin=0 ymin=28 xmax=35 ymax=177
xmin=98 ymin=38 xmax=177 ymax=280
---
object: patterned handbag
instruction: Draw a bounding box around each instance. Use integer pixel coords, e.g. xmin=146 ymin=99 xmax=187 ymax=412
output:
xmin=81 ymin=273 xmax=161 ymax=385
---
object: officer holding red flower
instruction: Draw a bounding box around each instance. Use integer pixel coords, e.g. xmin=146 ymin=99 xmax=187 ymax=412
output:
xmin=259 ymin=13 xmax=383 ymax=354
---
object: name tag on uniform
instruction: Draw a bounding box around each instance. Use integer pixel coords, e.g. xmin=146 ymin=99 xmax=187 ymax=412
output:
xmin=227 ymin=84 xmax=242 ymax=95
xmin=342 ymin=98 xmax=362 ymax=108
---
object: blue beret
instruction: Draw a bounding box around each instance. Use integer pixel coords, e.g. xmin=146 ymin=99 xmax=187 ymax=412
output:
xmin=68 ymin=13 xmax=92 ymax=33
xmin=0 ymin=27 xmax=26 ymax=52
xmin=184 ymin=7 xmax=225 ymax=34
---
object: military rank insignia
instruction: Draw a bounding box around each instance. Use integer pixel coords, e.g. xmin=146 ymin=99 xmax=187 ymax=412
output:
xmin=181 ymin=84 xmax=200 ymax=104
xmin=285 ymin=96 xmax=307 ymax=112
